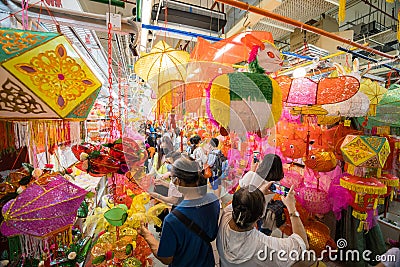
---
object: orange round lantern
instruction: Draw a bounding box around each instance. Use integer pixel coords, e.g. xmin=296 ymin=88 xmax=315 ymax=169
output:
xmin=340 ymin=175 xmax=386 ymax=231
xmin=279 ymin=137 xmax=306 ymax=159
xmin=304 ymin=149 xmax=337 ymax=172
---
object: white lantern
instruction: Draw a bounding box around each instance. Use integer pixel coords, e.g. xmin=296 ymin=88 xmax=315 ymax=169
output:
xmin=322 ymin=91 xmax=370 ymax=117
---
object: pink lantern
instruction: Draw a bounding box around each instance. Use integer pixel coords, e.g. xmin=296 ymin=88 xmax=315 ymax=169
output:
xmin=276 ymin=75 xmax=359 ymax=105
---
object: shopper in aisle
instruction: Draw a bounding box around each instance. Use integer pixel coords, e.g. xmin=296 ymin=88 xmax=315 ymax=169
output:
xmin=189 ymin=135 xmax=207 ymax=168
xmin=150 ymin=151 xmax=183 ymax=206
xmin=217 ymin=185 xmax=308 ymax=267
xmin=206 ymin=137 xmax=224 ymax=198
xmin=138 ymin=156 xmax=220 ymax=267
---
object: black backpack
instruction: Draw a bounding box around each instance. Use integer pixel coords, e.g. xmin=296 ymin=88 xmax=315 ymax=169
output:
xmin=211 ymin=150 xmax=226 ymax=177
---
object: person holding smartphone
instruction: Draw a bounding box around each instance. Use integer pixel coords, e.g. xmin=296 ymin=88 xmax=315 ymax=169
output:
xmin=217 ymin=184 xmax=308 ymax=267
xmin=238 ymin=153 xmax=286 ymax=235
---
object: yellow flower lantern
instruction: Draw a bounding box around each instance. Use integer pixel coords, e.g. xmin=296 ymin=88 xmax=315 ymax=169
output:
xmin=0 ymin=28 xmax=102 ymax=120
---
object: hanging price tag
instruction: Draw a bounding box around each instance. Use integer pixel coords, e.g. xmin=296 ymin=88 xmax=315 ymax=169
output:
xmin=106 ymin=13 xmax=121 ymax=30
xmin=344 ymin=119 xmax=351 ymax=127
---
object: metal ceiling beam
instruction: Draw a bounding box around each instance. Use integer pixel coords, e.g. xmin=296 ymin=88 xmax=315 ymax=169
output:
xmin=6 ymin=0 xmax=140 ymax=42
xmin=215 ymin=0 xmax=397 ymax=59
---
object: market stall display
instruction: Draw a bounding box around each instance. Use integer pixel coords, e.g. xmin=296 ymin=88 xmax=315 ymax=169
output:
xmin=0 ymin=28 xmax=102 ymax=120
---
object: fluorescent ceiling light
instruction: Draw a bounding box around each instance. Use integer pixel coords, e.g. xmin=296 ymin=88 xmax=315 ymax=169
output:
xmin=322 ymin=0 xmax=339 ymax=6
xmin=259 ymin=20 xmax=294 ymax=32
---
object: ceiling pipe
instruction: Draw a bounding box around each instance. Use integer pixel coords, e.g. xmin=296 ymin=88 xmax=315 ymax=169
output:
xmin=337 ymin=46 xmax=400 ymax=72
xmin=215 ymin=0 xmax=397 ymax=59
xmin=7 ymin=0 xmax=140 ymax=43
xmin=360 ymin=0 xmax=397 ymax=21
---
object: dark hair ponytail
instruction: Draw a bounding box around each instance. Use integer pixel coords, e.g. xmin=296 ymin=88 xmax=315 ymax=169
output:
xmin=232 ymin=186 xmax=265 ymax=229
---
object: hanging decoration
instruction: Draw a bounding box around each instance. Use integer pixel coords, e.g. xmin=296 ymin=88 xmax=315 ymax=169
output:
xmin=378 ymin=173 xmax=399 ymax=203
xmin=338 ymin=0 xmax=346 ymax=24
xmin=361 ymin=84 xmax=400 ymax=127
xmin=191 ymin=31 xmax=283 ymax=74
xmin=340 ymin=175 xmax=386 ymax=232
xmin=207 ymin=72 xmax=282 ymax=137
xmin=0 ymin=174 xmax=87 ymax=258
xmin=0 ymin=28 xmax=102 ymax=120
xmin=340 ymin=135 xmax=390 ymax=176
xmin=275 ymin=75 xmax=359 ymax=106
xmin=359 ymin=79 xmax=387 ymax=116
xmin=134 ymin=40 xmax=190 ymax=116
xmin=322 ymin=91 xmax=370 ymax=117
xmin=304 ymin=149 xmax=337 ymax=173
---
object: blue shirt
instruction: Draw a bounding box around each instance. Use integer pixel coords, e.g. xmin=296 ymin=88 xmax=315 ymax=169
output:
xmin=157 ymin=193 xmax=220 ymax=267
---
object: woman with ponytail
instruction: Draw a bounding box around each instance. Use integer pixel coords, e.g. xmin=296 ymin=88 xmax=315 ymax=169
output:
xmin=217 ymin=185 xmax=309 ymax=267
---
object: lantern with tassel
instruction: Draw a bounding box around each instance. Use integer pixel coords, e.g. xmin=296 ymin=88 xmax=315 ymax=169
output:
xmin=378 ymin=173 xmax=399 ymax=204
xmin=340 ymin=175 xmax=387 ymax=232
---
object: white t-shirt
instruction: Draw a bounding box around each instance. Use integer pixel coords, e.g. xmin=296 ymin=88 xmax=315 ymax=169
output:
xmin=191 ymin=146 xmax=207 ymax=168
xmin=381 ymin=247 xmax=400 ymax=267
xmin=217 ymin=205 xmax=306 ymax=267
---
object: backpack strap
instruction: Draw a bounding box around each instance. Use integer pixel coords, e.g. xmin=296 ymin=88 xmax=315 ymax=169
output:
xmin=171 ymin=209 xmax=213 ymax=243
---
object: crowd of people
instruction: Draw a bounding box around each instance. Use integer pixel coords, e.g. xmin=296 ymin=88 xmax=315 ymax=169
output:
xmin=137 ymin=123 xmax=398 ymax=267
xmin=137 ymin=123 xmax=310 ymax=267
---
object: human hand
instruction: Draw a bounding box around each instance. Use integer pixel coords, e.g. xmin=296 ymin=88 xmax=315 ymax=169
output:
xmin=281 ymin=185 xmax=296 ymax=213
xmin=137 ymin=221 xmax=151 ymax=237
xmin=149 ymin=191 xmax=160 ymax=199
xmin=260 ymin=181 xmax=274 ymax=195
xmin=154 ymin=179 xmax=163 ymax=186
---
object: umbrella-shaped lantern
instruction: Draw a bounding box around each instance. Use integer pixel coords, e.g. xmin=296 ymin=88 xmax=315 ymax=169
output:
xmin=359 ymin=79 xmax=387 ymax=116
xmin=275 ymin=75 xmax=359 ymax=106
xmin=340 ymin=135 xmax=390 ymax=176
xmin=361 ymin=84 xmax=400 ymax=127
xmin=0 ymin=28 xmax=102 ymax=120
xmin=1 ymin=174 xmax=87 ymax=258
xmin=134 ymin=40 xmax=190 ymax=117
xmin=207 ymin=72 xmax=282 ymax=137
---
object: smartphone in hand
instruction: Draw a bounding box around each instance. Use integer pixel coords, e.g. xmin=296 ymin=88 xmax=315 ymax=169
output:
xmin=269 ymin=183 xmax=290 ymax=197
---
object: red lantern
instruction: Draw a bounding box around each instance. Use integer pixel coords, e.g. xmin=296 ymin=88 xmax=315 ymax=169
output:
xmin=340 ymin=175 xmax=386 ymax=231
xmin=378 ymin=173 xmax=399 ymax=203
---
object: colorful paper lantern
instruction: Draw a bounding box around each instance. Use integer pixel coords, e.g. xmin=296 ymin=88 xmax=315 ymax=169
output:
xmin=304 ymin=149 xmax=337 ymax=173
xmin=378 ymin=173 xmax=399 ymax=203
xmin=191 ymin=31 xmax=282 ymax=74
xmin=275 ymin=75 xmax=359 ymax=105
xmin=362 ymin=84 xmax=400 ymax=127
xmin=207 ymin=72 xmax=282 ymax=136
xmin=1 ymin=174 xmax=87 ymax=237
xmin=296 ymin=186 xmax=331 ymax=215
xmin=279 ymin=137 xmax=306 ymax=159
xmin=340 ymin=135 xmax=390 ymax=170
xmin=134 ymin=40 xmax=190 ymax=117
xmin=359 ymin=78 xmax=387 ymax=116
xmin=305 ymin=221 xmax=337 ymax=258
xmin=322 ymin=91 xmax=370 ymax=117
xmin=0 ymin=28 xmax=102 ymax=120
xmin=340 ymin=175 xmax=386 ymax=231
